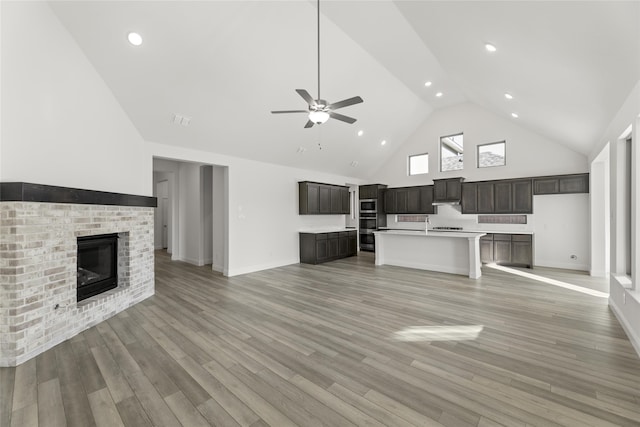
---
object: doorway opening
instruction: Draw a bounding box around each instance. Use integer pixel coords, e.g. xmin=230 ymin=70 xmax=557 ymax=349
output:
xmin=153 ymin=157 xmax=229 ymax=274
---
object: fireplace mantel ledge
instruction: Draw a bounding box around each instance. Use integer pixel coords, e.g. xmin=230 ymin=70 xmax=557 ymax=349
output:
xmin=0 ymin=182 xmax=156 ymax=207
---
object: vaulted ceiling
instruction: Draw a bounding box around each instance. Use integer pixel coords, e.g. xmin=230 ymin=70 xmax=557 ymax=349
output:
xmin=49 ymin=1 xmax=640 ymax=178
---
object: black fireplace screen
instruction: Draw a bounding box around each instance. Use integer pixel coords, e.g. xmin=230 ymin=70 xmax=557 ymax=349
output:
xmin=77 ymin=234 xmax=118 ymax=301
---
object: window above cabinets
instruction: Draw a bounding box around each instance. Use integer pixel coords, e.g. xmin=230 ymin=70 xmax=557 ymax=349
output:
xmin=440 ymin=133 xmax=464 ymax=172
xmin=478 ymin=141 xmax=506 ymax=168
xmin=408 ymin=153 xmax=429 ymax=176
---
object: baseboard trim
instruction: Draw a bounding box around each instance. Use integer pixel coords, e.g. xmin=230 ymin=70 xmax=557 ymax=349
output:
xmin=609 ymin=298 xmax=640 ymax=359
xmin=590 ymin=269 xmax=608 ymax=277
xmin=178 ymin=256 xmax=202 ymax=266
xmin=535 ymin=260 xmax=589 ymax=271
xmin=226 ymin=258 xmax=299 ymax=277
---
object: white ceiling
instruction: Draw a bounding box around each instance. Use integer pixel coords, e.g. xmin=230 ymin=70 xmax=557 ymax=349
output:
xmin=49 ymin=1 xmax=640 ymax=178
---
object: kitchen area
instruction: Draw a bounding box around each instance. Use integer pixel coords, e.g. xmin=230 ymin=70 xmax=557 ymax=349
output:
xmin=298 ymin=173 xmax=589 ymax=277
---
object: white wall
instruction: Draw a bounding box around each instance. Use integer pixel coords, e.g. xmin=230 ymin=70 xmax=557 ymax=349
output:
xmin=589 ymin=79 xmax=640 ymax=357
xmin=590 ymin=145 xmax=610 ymax=277
xmin=178 ymin=162 xmax=204 ymax=265
xmin=201 ymin=166 xmax=213 ymax=265
xmin=0 ymin=2 xmax=150 ymax=196
xmin=153 ymin=177 xmax=169 ymax=250
xmin=532 ymin=194 xmax=590 ymax=271
xmin=370 ymin=102 xmax=588 ymax=187
xmin=211 ymin=166 xmax=226 ymax=272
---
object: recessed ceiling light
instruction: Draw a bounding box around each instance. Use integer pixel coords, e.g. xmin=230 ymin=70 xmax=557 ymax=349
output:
xmin=435 ymin=92 xmax=443 ymax=97
xmin=127 ymin=32 xmax=143 ymax=46
xmin=504 ymin=93 xmax=513 ymax=100
xmin=381 ymin=140 xmax=387 ymax=146
xmin=485 ymin=43 xmax=497 ymax=52
xmin=511 ymin=112 xmax=519 ymax=118
xmin=424 ymin=81 xmax=432 ymax=87
xmin=357 ymin=130 xmax=364 ymax=137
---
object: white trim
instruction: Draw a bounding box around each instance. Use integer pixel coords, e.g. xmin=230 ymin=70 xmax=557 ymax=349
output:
xmin=534 ymin=260 xmax=589 ymax=271
xmin=226 ymin=258 xmax=299 ymax=277
xmin=590 ymin=269 xmax=608 ymax=278
xmin=609 ymin=297 xmax=640 ymax=358
xmin=614 ymin=274 xmax=633 ymax=288
xmin=179 ymin=256 xmax=203 ymax=266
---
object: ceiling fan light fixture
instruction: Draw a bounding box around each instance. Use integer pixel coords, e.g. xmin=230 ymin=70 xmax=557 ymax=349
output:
xmin=309 ymin=110 xmax=330 ymax=124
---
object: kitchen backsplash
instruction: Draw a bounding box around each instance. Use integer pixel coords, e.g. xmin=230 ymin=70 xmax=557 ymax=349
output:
xmin=386 ymin=204 xmax=535 ymax=232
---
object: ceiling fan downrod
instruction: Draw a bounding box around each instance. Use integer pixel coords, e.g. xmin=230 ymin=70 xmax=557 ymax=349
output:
xmin=269 ymin=0 xmax=363 ymax=128
xmin=317 ymin=0 xmax=321 ymax=101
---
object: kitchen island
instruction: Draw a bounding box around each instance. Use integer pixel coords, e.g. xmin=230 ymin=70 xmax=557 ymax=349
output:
xmin=373 ymin=229 xmax=486 ymax=279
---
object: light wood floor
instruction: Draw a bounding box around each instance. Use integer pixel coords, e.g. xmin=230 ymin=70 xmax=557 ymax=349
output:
xmin=2 ymin=251 xmax=640 ymax=427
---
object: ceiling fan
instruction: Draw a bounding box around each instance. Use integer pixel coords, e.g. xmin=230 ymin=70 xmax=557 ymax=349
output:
xmin=271 ymin=0 xmax=363 ymax=128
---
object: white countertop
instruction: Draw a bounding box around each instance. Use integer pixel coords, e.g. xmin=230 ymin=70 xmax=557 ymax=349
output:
xmin=375 ymin=229 xmax=486 ymax=238
xmin=380 ymin=227 xmax=533 ymax=235
xmin=299 ymin=228 xmax=357 ymax=234
xmin=471 ymin=230 xmax=534 ymax=235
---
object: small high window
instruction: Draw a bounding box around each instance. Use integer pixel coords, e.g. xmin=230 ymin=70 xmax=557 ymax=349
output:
xmin=440 ymin=133 xmax=464 ymax=172
xmin=478 ymin=141 xmax=506 ymax=168
xmin=408 ymin=153 xmax=429 ymax=175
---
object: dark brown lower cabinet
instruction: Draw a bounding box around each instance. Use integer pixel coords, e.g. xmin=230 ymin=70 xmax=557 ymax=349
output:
xmin=480 ymin=235 xmax=494 ymax=263
xmin=511 ymin=235 xmax=533 ymax=267
xmin=480 ymin=233 xmax=533 ymax=268
xmin=300 ymin=230 xmax=358 ymax=264
xmin=493 ymin=234 xmax=512 ymax=264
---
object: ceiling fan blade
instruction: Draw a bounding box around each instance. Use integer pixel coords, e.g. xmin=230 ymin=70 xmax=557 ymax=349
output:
xmin=271 ymin=110 xmax=308 ymax=114
xmin=329 ymin=111 xmax=357 ymax=124
xmin=304 ymin=120 xmax=315 ymax=128
xmin=296 ymin=89 xmax=317 ymax=106
xmin=328 ymin=96 xmax=363 ymax=110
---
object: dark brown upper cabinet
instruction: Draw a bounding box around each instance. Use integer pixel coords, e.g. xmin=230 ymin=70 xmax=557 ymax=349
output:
xmin=299 ymin=181 xmax=349 ymax=215
xmin=493 ymin=181 xmax=513 ymax=213
xmin=433 ymin=177 xmax=464 ymax=203
xmin=511 ymin=179 xmax=533 ymax=213
xmin=359 ymin=184 xmax=387 ymax=199
xmin=461 ymin=179 xmax=531 ymax=214
xmin=462 ymin=182 xmax=494 ymax=214
xmin=418 ymin=186 xmax=437 ymax=214
xmin=533 ymin=173 xmax=589 ymax=195
xmin=494 ymin=179 xmax=532 ymax=214
xmin=319 ymin=185 xmax=331 ymax=214
xmin=383 ymin=186 xmax=436 ymax=214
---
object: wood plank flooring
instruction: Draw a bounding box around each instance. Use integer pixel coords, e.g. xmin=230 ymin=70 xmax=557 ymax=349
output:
xmin=2 ymin=251 xmax=639 ymax=427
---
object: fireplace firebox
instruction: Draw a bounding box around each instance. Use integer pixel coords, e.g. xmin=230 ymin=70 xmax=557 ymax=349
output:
xmin=77 ymin=233 xmax=118 ymax=301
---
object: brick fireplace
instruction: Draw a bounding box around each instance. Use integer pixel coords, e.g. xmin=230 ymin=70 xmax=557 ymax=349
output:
xmin=0 ymin=183 xmax=156 ymax=366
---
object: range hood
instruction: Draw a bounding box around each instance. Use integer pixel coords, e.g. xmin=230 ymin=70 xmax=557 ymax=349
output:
xmin=432 ymin=177 xmax=465 ymax=205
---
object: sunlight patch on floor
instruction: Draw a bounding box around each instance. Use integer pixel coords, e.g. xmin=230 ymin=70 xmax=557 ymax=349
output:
xmin=393 ymin=325 xmax=484 ymax=342
xmin=486 ymin=263 xmax=609 ymax=298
